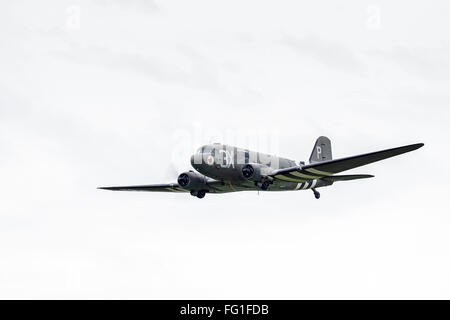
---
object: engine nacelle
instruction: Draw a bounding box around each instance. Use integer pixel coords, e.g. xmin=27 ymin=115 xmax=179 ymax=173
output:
xmin=177 ymin=171 xmax=208 ymax=190
xmin=241 ymin=163 xmax=273 ymax=181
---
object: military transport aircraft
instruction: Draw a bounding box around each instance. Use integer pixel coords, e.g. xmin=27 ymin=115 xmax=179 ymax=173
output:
xmin=99 ymin=137 xmax=424 ymax=199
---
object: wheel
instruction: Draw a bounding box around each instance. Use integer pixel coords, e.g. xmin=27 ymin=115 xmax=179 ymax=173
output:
xmin=197 ymin=190 xmax=206 ymax=199
xmin=261 ymin=181 xmax=270 ymax=191
xmin=312 ymin=188 xmax=320 ymax=199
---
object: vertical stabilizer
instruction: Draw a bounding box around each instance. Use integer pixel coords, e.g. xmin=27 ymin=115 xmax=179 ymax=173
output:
xmin=309 ymin=136 xmax=332 ymax=163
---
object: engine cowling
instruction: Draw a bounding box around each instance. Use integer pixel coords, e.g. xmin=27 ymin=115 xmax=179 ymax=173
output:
xmin=241 ymin=163 xmax=272 ymax=181
xmin=177 ymin=171 xmax=208 ymax=190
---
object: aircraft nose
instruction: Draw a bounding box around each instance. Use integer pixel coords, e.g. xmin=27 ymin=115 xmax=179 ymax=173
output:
xmin=190 ymin=154 xmax=195 ymax=166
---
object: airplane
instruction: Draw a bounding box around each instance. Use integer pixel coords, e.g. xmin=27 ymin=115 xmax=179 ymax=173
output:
xmin=98 ymin=137 xmax=424 ymax=199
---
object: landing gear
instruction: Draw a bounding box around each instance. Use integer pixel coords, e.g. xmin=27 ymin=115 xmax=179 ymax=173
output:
xmin=255 ymin=180 xmax=271 ymax=191
xmin=261 ymin=181 xmax=271 ymax=191
xmin=312 ymin=188 xmax=320 ymax=199
xmin=190 ymin=190 xmax=206 ymax=199
xmin=197 ymin=190 xmax=206 ymax=199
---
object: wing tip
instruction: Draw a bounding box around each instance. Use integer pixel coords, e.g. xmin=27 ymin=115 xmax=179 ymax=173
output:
xmin=402 ymin=142 xmax=424 ymax=152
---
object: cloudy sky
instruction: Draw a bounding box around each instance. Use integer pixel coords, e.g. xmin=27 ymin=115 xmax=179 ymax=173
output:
xmin=1 ymin=0 xmax=449 ymax=299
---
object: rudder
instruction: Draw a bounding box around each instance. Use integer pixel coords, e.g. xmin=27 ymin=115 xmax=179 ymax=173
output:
xmin=309 ymin=136 xmax=332 ymax=163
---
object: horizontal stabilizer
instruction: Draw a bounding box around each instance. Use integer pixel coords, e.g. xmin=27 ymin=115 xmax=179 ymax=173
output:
xmin=322 ymin=174 xmax=374 ymax=182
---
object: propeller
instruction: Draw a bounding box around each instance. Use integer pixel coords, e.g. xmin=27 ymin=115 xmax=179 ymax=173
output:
xmin=164 ymin=162 xmax=180 ymax=180
xmin=177 ymin=173 xmax=190 ymax=187
xmin=242 ymin=164 xmax=255 ymax=179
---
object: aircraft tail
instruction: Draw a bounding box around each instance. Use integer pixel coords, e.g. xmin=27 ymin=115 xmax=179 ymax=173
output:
xmin=309 ymin=136 xmax=332 ymax=164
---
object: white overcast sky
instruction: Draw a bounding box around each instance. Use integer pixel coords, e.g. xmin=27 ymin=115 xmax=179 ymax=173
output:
xmin=1 ymin=0 xmax=449 ymax=299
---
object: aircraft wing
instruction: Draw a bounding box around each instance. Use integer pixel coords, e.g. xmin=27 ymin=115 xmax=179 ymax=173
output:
xmin=321 ymin=174 xmax=374 ymax=182
xmin=273 ymin=143 xmax=424 ymax=183
xmin=98 ymin=180 xmax=233 ymax=193
xmin=98 ymin=183 xmax=189 ymax=193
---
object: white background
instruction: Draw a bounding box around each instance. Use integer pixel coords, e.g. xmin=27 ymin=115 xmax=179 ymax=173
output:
xmin=0 ymin=0 xmax=449 ymax=299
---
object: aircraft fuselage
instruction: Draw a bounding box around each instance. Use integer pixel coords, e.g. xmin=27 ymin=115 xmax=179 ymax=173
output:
xmin=189 ymin=143 xmax=326 ymax=193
